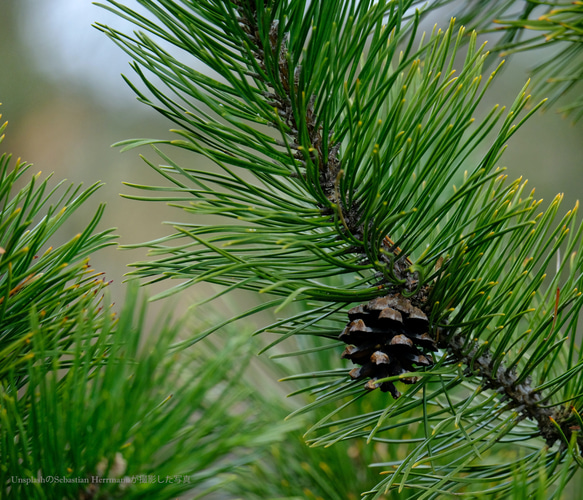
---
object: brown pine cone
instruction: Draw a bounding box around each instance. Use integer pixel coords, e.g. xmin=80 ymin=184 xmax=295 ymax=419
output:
xmin=339 ymin=293 xmax=438 ymax=398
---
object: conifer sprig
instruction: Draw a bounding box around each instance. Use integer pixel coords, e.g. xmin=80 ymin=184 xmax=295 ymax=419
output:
xmin=98 ymin=0 xmax=583 ymax=497
xmin=0 ymin=117 xmax=117 ymax=385
xmin=456 ymin=0 xmax=583 ymax=120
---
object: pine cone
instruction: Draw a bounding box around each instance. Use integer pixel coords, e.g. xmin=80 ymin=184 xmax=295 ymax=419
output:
xmin=339 ymin=293 xmax=438 ymax=398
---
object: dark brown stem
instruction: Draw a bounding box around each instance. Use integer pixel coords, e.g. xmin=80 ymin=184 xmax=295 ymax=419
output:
xmin=446 ymin=332 xmax=579 ymax=449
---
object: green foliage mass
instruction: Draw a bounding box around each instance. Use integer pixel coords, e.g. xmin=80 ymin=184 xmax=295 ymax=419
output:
xmin=0 ymin=121 xmax=304 ymax=499
xmin=94 ymin=0 xmax=583 ymax=497
xmin=0 ymin=119 xmax=399 ymax=500
xmin=3 ymin=0 xmax=583 ymax=499
xmin=1 ymin=285 xmax=302 ymax=499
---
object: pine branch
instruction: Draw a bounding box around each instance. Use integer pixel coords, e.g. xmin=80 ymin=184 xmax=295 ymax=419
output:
xmin=0 ymin=115 xmax=318 ymax=498
xmin=232 ymin=0 xmax=420 ymax=291
xmin=446 ymin=331 xmax=575 ymax=446
xmin=98 ymin=0 xmax=583 ymax=496
xmin=141 ymin=0 xmax=580 ymax=448
xmin=233 ymin=1 xmax=343 ymax=194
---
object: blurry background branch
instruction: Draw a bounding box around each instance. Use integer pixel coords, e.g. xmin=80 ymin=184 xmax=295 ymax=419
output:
xmin=453 ymin=0 xmax=583 ymax=120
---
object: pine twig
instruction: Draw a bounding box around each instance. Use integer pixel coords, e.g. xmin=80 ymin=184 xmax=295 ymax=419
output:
xmin=233 ymin=0 xmax=581 ymax=452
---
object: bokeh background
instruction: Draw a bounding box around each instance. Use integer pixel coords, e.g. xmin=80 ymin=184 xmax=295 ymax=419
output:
xmin=1 ymin=0 xmax=582 ymax=317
